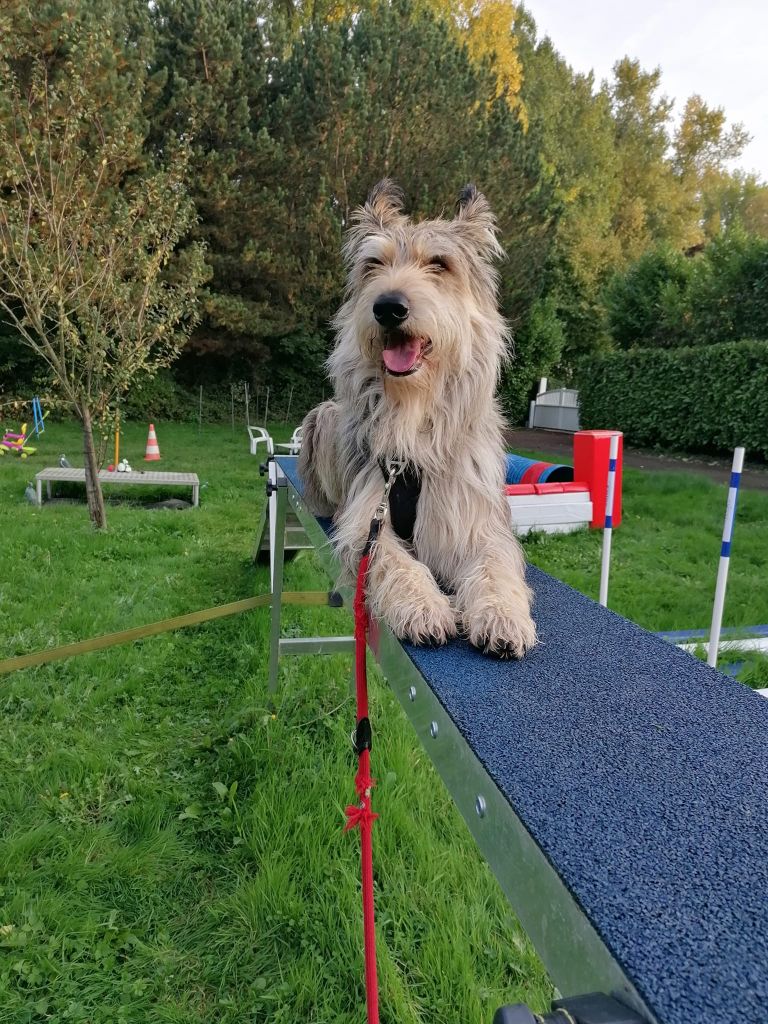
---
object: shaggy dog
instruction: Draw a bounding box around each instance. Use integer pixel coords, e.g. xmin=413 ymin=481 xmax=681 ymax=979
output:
xmin=298 ymin=180 xmax=536 ymax=658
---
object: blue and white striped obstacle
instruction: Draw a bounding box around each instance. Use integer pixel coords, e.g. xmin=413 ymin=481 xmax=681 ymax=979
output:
xmin=656 ymin=446 xmax=765 ymax=691
xmin=264 ymin=455 xmax=768 ymax=1024
xmin=707 ymin=447 xmax=745 ymax=668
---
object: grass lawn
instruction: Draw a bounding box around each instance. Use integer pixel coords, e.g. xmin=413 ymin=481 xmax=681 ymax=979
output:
xmin=1 ymin=420 xmax=767 ymax=1023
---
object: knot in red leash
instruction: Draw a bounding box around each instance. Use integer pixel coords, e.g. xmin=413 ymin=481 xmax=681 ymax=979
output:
xmin=353 ymin=767 xmax=376 ymax=801
xmin=344 ymin=801 xmax=379 ymax=833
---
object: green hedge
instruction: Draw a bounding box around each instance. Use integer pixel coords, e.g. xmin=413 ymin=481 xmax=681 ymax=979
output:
xmin=578 ymin=340 xmax=768 ymax=458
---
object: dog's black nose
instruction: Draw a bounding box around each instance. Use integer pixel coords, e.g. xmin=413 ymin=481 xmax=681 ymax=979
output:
xmin=373 ymin=293 xmax=409 ymax=328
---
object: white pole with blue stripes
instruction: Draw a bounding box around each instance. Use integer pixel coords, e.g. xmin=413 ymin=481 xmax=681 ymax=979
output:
xmin=708 ymin=447 xmax=746 ymax=668
xmin=598 ymin=433 xmax=621 ymax=608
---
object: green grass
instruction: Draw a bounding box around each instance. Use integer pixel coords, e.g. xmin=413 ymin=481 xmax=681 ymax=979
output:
xmin=0 ymin=420 xmax=767 ymax=1023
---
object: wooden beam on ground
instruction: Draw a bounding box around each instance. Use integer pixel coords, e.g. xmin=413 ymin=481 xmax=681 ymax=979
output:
xmin=0 ymin=592 xmax=332 ymax=675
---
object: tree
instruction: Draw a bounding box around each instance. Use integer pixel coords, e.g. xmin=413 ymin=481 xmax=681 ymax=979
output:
xmin=609 ymin=58 xmax=698 ymax=258
xmin=699 ymin=169 xmax=768 ymax=240
xmin=686 ymin=228 xmax=768 ymax=344
xmin=149 ymin=0 xmax=282 ymax=366
xmin=516 ymin=18 xmax=621 ymax=359
xmin=284 ymin=0 xmax=526 ymax=117
xmin=604 ymin=246 xmax=693 ymax=349
xmin=434 ymin=0 xmax=525 ymax=115
xmin=0 ymin=2 xmax=205 ymax=528
xmin=148 ymin=0 xmax=556 ymax=417
xmin=264 ymin=0 xmax=556 ymax=417
xmin=673 ymin=94 xmax=749 ymax=181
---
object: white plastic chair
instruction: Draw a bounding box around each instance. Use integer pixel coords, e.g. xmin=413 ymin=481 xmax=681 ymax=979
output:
xmin=275 ymin=426 xmax=303 ymax=456
xmin=248 ymin=425 xmax=274 ymax=457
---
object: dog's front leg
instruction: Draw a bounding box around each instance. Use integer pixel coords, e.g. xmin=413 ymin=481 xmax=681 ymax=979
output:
xmin=366 ymin=527 xmax=457 ymax=645
xmin=334 ymin=473 xmax=456 ymax=645
xmin=454 ymin=505 xmax=537 ymax=659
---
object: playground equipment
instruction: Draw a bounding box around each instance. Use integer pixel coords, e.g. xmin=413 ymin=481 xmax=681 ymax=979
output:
xmin=261 ymin=454 xmax=768 ymax=1024
xmin=30 ymin=396 xmax=45 ymax=437
xmin=35 ymin=467 xmax=200 ymax=506
xmin=654 ymin=445 xmax=755 ymax=679
xmin=598 ymin=433 xmax=621 ymax=607
xmin=0 ymin=422 xmax=38 ymax=458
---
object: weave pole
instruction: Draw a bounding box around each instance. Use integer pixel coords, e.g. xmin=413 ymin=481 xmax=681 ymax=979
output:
xmin=598 ymin=433 xmax=620 ymax=608
xmin=707 ymin=447 xmax=745 ymax=668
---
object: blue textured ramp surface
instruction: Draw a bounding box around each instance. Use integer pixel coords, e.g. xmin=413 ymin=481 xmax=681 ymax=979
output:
xmin=404 ymin=577 xmax=768 ymax=1024
xmin=277 ymin=457 xmax=768 ymax=1023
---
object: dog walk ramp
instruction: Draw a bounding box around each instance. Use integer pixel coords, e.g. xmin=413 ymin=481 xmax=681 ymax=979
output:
xmin=267 ymin=455 xmax=768 ymax=1024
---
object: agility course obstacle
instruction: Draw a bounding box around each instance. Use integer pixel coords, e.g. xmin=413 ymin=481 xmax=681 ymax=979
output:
xmin=598 ymin=432 xmax=621 ymax=607
xmin=707 ymin=446 xmax=745 ymax=668
xmin=505 ymin=430 xmax=622 ymax=537
xmin=262 ymin=455 xmax=768 ymax=1024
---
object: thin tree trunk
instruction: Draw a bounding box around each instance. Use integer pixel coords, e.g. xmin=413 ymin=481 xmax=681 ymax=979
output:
xmin=80 ymin=403 xmax=107 ymax=529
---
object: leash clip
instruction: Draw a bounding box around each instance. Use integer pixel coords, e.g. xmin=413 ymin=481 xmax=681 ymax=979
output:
xmin=374 ymin=459 xmax=405 ymax=522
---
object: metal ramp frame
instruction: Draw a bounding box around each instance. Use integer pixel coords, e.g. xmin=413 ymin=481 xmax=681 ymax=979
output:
xmin=260 ymin=454 xmax=768 ymax=1024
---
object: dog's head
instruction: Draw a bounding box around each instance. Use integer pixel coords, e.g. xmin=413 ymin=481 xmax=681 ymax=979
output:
xmin=332 ymin=180 xmax=507 ymax=393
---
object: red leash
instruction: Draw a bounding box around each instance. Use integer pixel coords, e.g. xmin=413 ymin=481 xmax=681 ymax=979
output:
xmin=344 ymin=542 xmax=380 ymax=1023
xmin=343 ymin=464 xmax=403 ymax=1024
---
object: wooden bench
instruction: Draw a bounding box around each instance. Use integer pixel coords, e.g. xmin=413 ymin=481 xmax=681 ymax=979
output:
xmin=263 ymin=454 xmax=768 ymax=1024
xmin=35 ymin=467 xmax=200 ymax=507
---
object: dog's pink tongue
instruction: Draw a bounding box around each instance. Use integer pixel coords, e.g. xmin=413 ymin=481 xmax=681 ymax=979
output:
xmin=382 ymin=337 xmax=422 ymax=373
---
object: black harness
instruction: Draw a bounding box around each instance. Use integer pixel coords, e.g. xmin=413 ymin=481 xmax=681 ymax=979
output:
xmin=378 ymin=458 xmax=422 ymax=544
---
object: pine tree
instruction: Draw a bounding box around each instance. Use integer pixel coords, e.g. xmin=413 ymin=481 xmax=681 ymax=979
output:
xmin=263 ymin=0 xmax=557 ymax=416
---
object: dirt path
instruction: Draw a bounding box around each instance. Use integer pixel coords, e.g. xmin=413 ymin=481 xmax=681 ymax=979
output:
xmin=505 ymin=428 xmax=768 ymax=492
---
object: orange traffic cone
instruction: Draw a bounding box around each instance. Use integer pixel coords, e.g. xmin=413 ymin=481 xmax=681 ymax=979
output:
xmin=144 ymin=423 xmax=161 ymax=461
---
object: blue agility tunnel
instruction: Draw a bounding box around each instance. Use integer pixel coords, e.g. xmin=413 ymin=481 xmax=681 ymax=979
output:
xmin=504 ymin=453 xmax=574 ymax=485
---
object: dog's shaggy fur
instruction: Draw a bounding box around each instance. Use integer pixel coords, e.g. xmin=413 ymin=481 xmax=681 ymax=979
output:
xmin=298 ymin=180 xmax=536 ymax=657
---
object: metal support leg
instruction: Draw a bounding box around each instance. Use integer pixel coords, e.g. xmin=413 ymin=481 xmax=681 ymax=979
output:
xmin=251 ymin=457 xmax=275 ymax=567
xmin=252 ymin=498 xmax=269 ymax=565
xmin=267 ymin=474 xmax=288 ymax=693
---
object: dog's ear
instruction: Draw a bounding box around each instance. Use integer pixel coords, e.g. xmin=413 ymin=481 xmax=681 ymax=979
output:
xmin=454 ymin=184 xmax=504 ymax=260
xmin=357 ymin=179 xmax=406 ymax=230
xmin=344 ymin=179 xmax=406 ymax=265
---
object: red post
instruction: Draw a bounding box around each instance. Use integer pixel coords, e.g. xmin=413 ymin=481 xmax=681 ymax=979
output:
xmin=574 ymin=430 xmax=623 ymax=529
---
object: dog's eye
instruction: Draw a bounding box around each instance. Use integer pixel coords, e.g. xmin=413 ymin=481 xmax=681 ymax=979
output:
xmin=362 ymin=257 xmax=384 ymax=275
xmin=428 ymin=256 xmax=449 ymax=272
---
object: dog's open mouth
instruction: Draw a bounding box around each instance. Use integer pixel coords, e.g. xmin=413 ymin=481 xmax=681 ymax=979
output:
xmin=381 ymin=334 xmax=430 ymax=376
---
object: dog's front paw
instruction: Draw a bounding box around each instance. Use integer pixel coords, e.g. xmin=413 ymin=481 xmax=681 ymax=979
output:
xmin=464 ymin=603 xmax=537 ymax=659
xmin=392 ymin=591 xmax=457 ymax=647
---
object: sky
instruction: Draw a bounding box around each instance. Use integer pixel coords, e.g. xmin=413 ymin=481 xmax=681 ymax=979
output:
xmin=525 ymin=0 xmax=768 ymax=179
